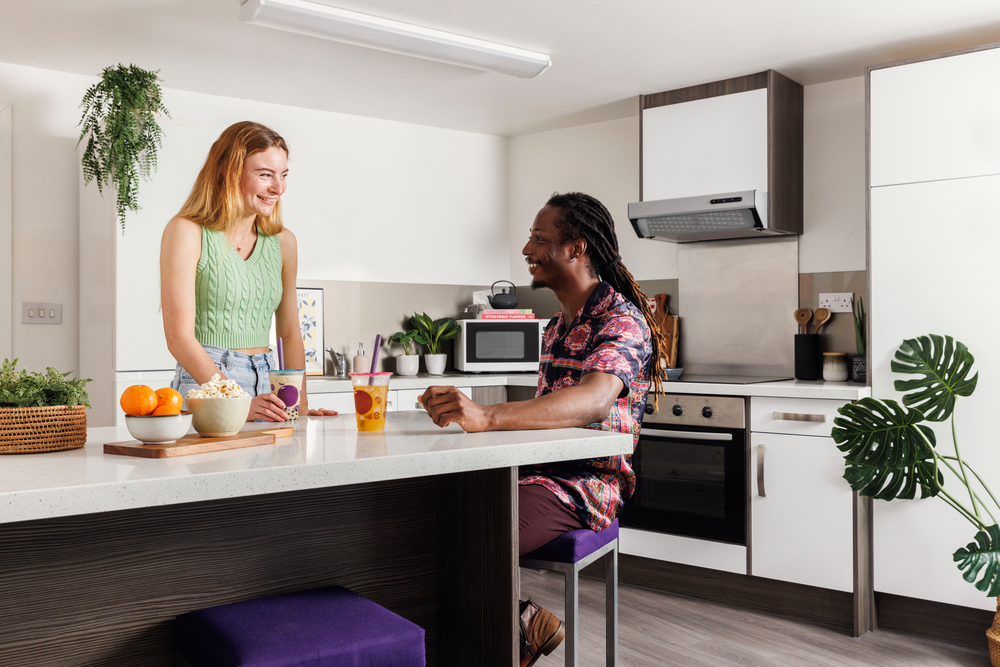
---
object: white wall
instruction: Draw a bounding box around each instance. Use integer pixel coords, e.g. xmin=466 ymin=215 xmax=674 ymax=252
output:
xmin=0 ymin=102 xmax=10 ymax=362
xmin=507 ymin=116 xmax=675 ymax=285
xmin=0 ymin=60 xmax=507 ymax=375
xmin=800 ymin=77 xmax=867 ymax=273
xmin=507 ymin=78 xmax=868 ymax=281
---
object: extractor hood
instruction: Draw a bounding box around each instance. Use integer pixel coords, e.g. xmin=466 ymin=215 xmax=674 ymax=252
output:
xmin=629 ymin=190 xmax=799 ymax=243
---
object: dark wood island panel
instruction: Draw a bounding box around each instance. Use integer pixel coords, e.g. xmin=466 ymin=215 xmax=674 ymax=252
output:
xmin=0 ymin=472 xmax=520 ymax=666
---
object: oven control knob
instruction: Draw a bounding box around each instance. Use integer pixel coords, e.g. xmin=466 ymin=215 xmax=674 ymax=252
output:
xmin=672 ymin=404 xmax=683 ymax=416
xmin=702 ymin=406 xmax=714 ymax=419
xmin=645 ymin=402 xmax=654 ymax=415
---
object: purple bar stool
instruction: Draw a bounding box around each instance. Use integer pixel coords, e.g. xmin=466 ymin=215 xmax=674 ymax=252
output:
xmin=520 ymin=519 xmax=619 ymax=667
xmin=175 ymin=586 xmax=425 ymax=667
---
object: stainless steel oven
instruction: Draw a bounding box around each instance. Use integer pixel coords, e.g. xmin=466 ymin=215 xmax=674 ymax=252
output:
xmin=620 ymin=393 xmax=747 ymax=545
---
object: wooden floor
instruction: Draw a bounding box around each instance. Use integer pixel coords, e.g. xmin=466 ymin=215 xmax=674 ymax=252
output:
xmin=520 ymin=569 xmax=991 ymax=667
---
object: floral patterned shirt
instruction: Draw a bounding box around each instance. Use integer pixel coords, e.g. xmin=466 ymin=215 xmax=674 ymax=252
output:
xmin=519 ymin=281 xmax=652 ymax=531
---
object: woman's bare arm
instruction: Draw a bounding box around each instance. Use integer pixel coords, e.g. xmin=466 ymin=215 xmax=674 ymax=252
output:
xmin=160 ymin=217 xmax=226 ymax=386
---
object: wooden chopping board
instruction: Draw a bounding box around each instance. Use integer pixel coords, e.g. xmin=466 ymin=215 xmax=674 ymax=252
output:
xmin=104 ymin=426 xmax=295 ymax=458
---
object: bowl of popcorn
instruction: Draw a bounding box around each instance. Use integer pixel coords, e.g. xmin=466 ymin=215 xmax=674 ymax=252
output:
xmin=185 ymin=374 xmax=252 ymax=437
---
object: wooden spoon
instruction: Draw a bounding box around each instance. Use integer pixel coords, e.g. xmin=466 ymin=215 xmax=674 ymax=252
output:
xmin=794 ymin=308 xmax=812 ymax=335
xmin=813 ymin=308 xmax=831 ymax=334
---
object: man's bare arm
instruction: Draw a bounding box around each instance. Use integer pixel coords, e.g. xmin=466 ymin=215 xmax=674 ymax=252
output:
xmin=419 ymin=372 xmax=624 ymax=433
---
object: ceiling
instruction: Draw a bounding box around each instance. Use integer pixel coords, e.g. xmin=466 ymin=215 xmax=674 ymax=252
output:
xmin=2 ymin=0 xmax=999 ymax=136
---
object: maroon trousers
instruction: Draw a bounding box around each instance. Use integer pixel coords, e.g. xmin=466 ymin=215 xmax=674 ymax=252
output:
xmin=518 ymin=483 xmax=584 ymax=556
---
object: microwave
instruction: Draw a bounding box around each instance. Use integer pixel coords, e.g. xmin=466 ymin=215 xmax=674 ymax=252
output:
xmin=454 ymin=319 xmax=546 ymax=373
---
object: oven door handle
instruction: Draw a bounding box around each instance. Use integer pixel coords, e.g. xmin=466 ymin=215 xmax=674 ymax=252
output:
xmin=640 ymin=427 xmax=733 ymax=441
xmin=757 ymin=444 xmax=767 ymax=497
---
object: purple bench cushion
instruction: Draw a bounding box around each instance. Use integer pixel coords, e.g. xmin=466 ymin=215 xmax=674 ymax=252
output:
xmin=522 ymin=519 xmax=619 ymax=564
xmin=175 ymin=586 xmax=425 ymax=667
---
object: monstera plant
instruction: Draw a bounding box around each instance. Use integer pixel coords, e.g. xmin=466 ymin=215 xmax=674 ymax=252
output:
xmin=832 ymin=334 xmax=998 ymax=595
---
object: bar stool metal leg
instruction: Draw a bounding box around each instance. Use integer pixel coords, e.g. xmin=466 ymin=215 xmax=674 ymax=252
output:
xmin=564 ymin=563 xmax=579 ymax=667
xmin=606 ymin=546 xmax=618 ymax=667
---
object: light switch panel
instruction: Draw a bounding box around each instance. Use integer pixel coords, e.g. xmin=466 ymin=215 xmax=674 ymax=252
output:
xmin=22 ymin=302 xmax=62 ymax=324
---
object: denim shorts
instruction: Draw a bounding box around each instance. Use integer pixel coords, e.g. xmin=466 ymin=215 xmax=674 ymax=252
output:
xmin=171 ymin=344 xmax=276 ymax=406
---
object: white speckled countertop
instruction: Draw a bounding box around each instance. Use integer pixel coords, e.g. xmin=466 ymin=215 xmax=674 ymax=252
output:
xmin=307 ymin=372 xmax=869 ymax=400
xmin=0 ymin=411 xmax=631 ymax=526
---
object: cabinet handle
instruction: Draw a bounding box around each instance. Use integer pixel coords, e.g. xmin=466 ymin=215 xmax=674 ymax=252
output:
xmin=757 ymin=444 xmax=767 ymax=498
xmin=772 ymin=411 xmax=826 ymax=423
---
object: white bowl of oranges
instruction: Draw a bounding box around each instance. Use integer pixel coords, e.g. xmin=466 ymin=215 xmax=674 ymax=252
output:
xmin=120 ymin=385 xmax=192 ymax=444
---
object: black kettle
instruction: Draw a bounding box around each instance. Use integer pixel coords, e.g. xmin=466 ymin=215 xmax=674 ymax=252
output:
xmin=488 ymin=280 xmax=518 ymax=309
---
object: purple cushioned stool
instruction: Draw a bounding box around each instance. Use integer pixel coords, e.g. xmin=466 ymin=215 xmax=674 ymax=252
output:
xmin=175 ymin=586 xmax=425 ymax=667
xmin=520 ymin=519 xmax=618 ymax=667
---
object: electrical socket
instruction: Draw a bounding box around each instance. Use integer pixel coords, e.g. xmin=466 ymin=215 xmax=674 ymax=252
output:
xmin=818 ymin=293 xmax=853 ymax=313
xmin=22 ymin=302 xmax=62 ymax=324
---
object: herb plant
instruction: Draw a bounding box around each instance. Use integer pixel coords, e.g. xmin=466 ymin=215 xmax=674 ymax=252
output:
xmin=409 ymin=313 xmax=460 ymax=355
xmin=853 ymin=295 xmax=867 ymax=356
xmin=388 ymin=329 xmax=419 ymax=356
xmin=0 ymin=359 xmax=92 ymax=408
xmin=832 ymin=334 xmax=999 ymax=595
xmin=78 ymin=63 xmax=170 ymax=232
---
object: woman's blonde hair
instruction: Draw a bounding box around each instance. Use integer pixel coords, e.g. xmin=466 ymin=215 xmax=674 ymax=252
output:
xmin=177 ymin=121 xmax=289 ymax=236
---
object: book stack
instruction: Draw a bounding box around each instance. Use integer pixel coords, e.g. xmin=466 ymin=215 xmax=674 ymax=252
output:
xmin=477 ymin=308 xmax=535 ymax=320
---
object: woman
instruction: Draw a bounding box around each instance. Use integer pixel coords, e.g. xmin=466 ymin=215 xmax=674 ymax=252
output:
xmin=160 ymin=121 xmax=334 ymax=420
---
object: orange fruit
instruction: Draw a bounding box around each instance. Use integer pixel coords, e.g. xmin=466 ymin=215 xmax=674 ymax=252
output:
xmin=120 ymin=385 xmax=157 ymax=416
xmin=155 ymin=387 xmax=183 ymax=412
xmin=151 ymin=404 xmax=181 ymax=416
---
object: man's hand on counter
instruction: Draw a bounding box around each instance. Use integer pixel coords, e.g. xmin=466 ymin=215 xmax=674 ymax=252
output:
xmin=419 ymin=386 xmax=493 ymax=432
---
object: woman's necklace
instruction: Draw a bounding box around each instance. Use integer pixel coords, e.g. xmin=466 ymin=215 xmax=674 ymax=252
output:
xmin=234 ymin=224 xmax=256 ymax=253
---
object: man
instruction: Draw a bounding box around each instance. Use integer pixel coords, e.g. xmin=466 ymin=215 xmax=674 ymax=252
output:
xmin=420 ymin=192 xmax=665 ymax=667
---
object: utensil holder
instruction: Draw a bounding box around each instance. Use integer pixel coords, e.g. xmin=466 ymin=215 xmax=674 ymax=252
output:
xmin=794 ymin=334 xmax=822 ymax=381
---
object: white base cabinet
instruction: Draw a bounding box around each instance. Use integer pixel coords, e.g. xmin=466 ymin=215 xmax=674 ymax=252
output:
xmin=750 ymin=397 xmax=853 ymax=592
xmin=750 ymin=431 xmax=854 ymax=591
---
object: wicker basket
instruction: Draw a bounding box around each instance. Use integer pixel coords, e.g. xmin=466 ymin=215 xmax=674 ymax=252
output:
xmin=0 ymin=405 xmax=87 ymax=454
xmin=989 ymin=597 xmax=1000 ymax=667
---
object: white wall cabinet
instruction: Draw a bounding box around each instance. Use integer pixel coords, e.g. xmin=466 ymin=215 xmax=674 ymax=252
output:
xmin=869 ymin=43 xmax=1000 ymax=611
xmin=750 ymin=397 xmax=853 ymax=592
xmin=643 ymin=88 xmax=768 ymax=201
xmin=870 ymin=46 xmax=1000 ymax=187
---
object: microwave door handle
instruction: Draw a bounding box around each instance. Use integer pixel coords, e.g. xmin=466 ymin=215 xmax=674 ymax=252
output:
xmin=639 ymin=427 xmax=733 ymax=441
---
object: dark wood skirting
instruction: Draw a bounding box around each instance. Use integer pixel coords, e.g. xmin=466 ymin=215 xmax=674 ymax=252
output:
xmin=0 ymin=479 xmax=438 ymax=667
xmin=583 ymin=553 xmax=855 ymax=633
xmin=437 ymin=467 xmax=519 ymax=667
xmin=641 ymin=71 xmax=770 ymax=110
xmin=876 ymin=592 xmax=995 ymax=649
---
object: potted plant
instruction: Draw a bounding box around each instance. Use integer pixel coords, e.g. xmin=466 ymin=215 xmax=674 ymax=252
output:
xmin=0 ymin=358 xmax=92 ymax=454
xmin=78 ymin=63 xmax=170 ymax=233
xmin=832 ymin=334 xmax=1000 ymax=659
xmin=388 ymin=329 xmax=420 ymax=376
xmin=852 ymin=295 xmax=866 ymax=383
xmin=409 ymin=313 xmax=460 ymax=376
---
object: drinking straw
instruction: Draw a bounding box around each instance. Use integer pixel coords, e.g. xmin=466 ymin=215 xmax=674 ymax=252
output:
xmin=276 ymin=337 xmax=285 ymax=371
xmin=368 ymin=334 xmax=382 ymax=385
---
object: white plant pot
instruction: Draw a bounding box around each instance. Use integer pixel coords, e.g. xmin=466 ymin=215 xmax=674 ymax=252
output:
xmin=396 ymin=354 xmax=419 ymax=376
xmin=424 ymin=354 xmax=447 ymax=376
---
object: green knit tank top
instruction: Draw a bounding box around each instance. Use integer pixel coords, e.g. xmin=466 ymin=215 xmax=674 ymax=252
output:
xmin=194 ymin=226 xmax=283 ymax=350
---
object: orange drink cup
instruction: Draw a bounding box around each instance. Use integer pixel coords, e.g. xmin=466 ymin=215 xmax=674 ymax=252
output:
xmin=350 ymin=372 xmax=392 ymax=431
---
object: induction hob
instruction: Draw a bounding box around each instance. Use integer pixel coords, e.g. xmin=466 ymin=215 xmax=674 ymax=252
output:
xmin=667 ymin=374 xmax=793 ymax=385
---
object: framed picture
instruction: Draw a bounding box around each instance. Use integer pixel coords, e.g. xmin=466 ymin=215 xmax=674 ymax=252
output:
xmin=296 ymin=287 xmax=324 ymax=375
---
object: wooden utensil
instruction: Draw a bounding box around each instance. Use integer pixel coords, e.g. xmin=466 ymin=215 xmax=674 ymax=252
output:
xmin=664 ymin=316 xmax=680 ymax=368
xmin=794 ymin=308 xmax=812 ymax=335
xmin=813 ymin=307 xmax=831 ymax=334
xmin=104 ymin=426 xmax=295 ymax=458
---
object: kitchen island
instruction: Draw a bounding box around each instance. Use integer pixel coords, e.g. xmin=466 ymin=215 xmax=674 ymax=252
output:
xmin=0 ymin=412 xmax=631 ymax=667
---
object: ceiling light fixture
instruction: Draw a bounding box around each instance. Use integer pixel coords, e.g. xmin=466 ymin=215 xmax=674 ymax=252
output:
xmin=238 ymin=0 xmax=551 ymax=78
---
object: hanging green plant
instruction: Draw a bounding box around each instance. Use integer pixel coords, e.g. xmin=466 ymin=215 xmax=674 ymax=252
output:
xmin=77 ymin=63 xmax=170 ymax=232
